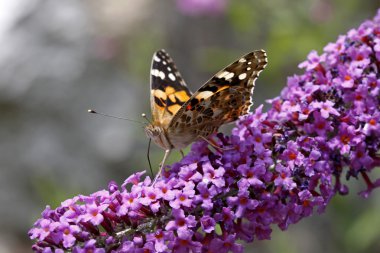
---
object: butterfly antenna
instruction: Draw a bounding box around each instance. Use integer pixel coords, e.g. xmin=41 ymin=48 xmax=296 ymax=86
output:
xmin=88 ymin=109 xmax=145 ymax=125
xmin=141 ymin=113 xmax=152 ymax=125
xmin=147 ymin=138 xmax=154 ymax=178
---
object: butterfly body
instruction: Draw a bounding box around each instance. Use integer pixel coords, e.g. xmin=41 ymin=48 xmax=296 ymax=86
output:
xmin=146 ymin=49 xmax=267 ymax=180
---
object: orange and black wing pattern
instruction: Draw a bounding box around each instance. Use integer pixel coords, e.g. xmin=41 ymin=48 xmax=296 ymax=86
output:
xmin=168 ymin=50 xmax=267 ymax=145
xmin=150 ymin=50 xmax=192 ymax=127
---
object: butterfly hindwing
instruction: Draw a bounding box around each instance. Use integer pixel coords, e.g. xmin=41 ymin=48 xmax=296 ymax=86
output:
xmin=150 ymin=50 xmax=192 ymax=127
xmin=167 ymin=50 xmax=267 ymax=146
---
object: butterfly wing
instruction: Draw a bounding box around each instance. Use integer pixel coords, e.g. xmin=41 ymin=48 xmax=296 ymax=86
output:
xmin=167 ymin=50 xmax=267 ymax=148
xmin=150 ymin=50 xmax=192 ymax=127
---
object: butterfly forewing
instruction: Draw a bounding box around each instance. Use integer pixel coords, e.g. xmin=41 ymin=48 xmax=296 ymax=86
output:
xmin=150 ymin=50 xmax=192 ymax=127
xmin=167 ymin=50 xmax=267 ymax=148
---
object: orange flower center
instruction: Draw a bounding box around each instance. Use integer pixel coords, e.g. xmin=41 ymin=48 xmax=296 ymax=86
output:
xmin=180 ymin=239 xmax=189 ymax=246
xmin=340 ymin=134 xmax=350 ymax=144
xmin=288 ymin=152 xmax=297 ymax=160
xmin=239 ymin=197 xmax=248 ymax=205
xmin=356 ymin=54 xmax=364 ymax=61
xmin=63 ymin=228 xmax=70 ymax=235
xmin=316 ymin=122 xmax=326 ymax=129
xmin=155 ymin=232 xmax=163 ymax=239
xmin=178 ymin=219 xmax=186 ymax=227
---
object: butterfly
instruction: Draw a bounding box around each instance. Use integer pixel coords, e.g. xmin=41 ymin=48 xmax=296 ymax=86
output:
xmin=145 ymin=49 xmax=267 ymax=182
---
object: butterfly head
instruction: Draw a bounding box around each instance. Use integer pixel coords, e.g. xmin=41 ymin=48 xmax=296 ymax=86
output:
xmin=144 ymin=124 xmax=162 ymax=138
xmin=144 ymin=123 xmax=172 ymax=150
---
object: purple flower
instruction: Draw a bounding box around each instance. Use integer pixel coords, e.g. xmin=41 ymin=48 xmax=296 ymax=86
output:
xmin=169 ymin=184 xmax=195 ymax=209
xmin=363 ymin=112 xmax=380 ymax=135
xmin=78 ymin=200 xmax=108 ymax=226
xmin=209 ymin=234 xmax=243 ymax=253
xmin=194 ymin=182 xmax=217 ymax=210
xmin=200 ymin=215 xmax=216 ymax=233
xmin=214 ymin=207 xmax=235 ymax=228
xmin=117 ymin=190 xmax=141 ymax=216
xmin=121 ymin=171 xmax=146 ymax=187
xmin=304 ymin=111 xmax=333 ymax=136
xmin=140 ymin=186 xmax=162 ymax=213
xmin=281 ymin=141 xmax=305 ymax=169
xmin=146 ymin=230 xmax=172 ymax=252
xmin=249 ymin=127 xmax=272 ymax=152
xmin=310 ymin=100 xmax=340 ymax=118
xmin=73 ymin=239 xmax=105 ymax=253
xmin=172 ymin=230 xmax=202 ymax=252
xmin=58 ymin=220 xmax=81 ymax=248
xmin=304 ymin=149 xmax=322 ymax=176
xmin=29 ymin=218 xmax=59 ymax=241
xmin=298 ymin=50 xmax=326 ymax=70
xmin=350 ymin=143 xmax=374 ymax=171
xmin=201 ymin=161 xmax=225 ymax=187
xmin=274 ymin=164 xmax=297 ymax=190
xmin=237 ymin=163 xmax=266 ymax=187
xmin=227 ymin=190 xmax=259 ymax=218
xmin=165 ymin=209 xmax=197 ymax=232
xmin=374 ymin=37 xmax=380 ymax=60
xmin=155 ymin=179 xmax=176 ymax=201
xmin=330 ymin=123 xmax=362 ymax=154
xmin=178 ymin=162 xmax=201 ymax=182
xmin=338 ymin=70 xmax=355 ymax=88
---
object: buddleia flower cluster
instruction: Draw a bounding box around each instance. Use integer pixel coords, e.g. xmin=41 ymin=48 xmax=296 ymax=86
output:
xmin=29 ymin=10 xmax=380 ymax=253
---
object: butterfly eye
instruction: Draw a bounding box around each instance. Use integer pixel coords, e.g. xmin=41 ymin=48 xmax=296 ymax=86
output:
xmin=153 ymin=126 xmax=163 ymax=136
xmin=145 ymin=125 xmax=163 ymax=139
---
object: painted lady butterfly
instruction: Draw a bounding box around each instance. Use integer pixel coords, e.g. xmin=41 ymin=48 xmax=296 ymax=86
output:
xmin=145 ymin=49 xmax=267 ymax=181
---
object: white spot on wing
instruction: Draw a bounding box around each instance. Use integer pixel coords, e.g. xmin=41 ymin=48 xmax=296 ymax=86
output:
xmin=151 ymin=69 xmax=159 ymax=76
xmin=163 ymin=61 xmax=167 ymax=65
xmin=217 ymin=71 xmax=235 ymax=80
xmin=154 ymin=55 xmax=161 ymax=62
xmin=224 ymin=72 xmax=234 ymax=80
xmin=169 ymin=73 xmax=176 ymax=81
xmin=217 ymin=71 xmax=230 ymax=79
xmin=247 ymin=67 xmax=251 ymax=71
xmin=167 ymin=67 xmax=172 ymax=71
xmin=196 ymin=91 xmax=214 ymax=100
xmin=238 ymin=73 xmax=247 ymax=80
xmin=151 ymin=69 xmax=166 ymax=80
xmin=248 ymin=61 xmax=252 ymax=65
xmin=159 ymin=71 xmax=165 ymax=80
xmin=239 ymin=58 xmax=247 ymax=63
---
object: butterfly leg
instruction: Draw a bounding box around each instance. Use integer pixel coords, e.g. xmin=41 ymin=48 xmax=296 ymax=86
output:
xmin=152 ymin=149 xmax=171 ymax=185
xmin=198 ymin=135 xmax=234 ymax=152
xmin=180 ymin=149 xmax=185 ymax=158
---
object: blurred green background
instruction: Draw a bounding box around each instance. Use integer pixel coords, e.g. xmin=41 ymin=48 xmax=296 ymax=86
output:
xmin=0 ymin=0 xmax=379 ymax=252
